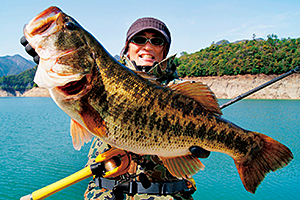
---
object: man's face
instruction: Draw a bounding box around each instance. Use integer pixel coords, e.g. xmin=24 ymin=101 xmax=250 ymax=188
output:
xmin=128 ymin=31 xmax=165 ymax=66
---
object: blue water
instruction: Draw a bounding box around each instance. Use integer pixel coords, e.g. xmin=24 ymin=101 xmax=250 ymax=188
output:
xmin=0 ymin=97 xmax=91 ymax=200
xmin=0 ymin=98 xmax=299 ymax=199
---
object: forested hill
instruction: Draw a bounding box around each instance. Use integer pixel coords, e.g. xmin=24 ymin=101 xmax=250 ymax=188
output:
xmin=175 ymin=34 xmax=300 ymax=77
xmin=0 ymin=66 xmax=37 ymax=92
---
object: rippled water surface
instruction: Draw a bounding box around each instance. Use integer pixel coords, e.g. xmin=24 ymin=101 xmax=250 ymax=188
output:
xmin=1 ymin=98 xmax=299 ymax=199
xmin=193 ymin=99 xmax=300 ymax=200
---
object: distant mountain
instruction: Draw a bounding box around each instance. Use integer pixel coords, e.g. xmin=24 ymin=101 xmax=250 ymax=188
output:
xmin=0 ymin=54 xmax=35 ymax=77
xmin=216 ymin=38 xmax=265 ymax=45
xmin=231 ymin=39 xmax=248 ymax=44
xmin=215 ymin=39 xmax=230 ymax=46
xmin=114 ymin=54 xmax=121 ymax=61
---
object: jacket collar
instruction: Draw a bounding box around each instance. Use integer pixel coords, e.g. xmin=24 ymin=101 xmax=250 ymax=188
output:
xmin=122 ymin=54 xmax=177 ymax=77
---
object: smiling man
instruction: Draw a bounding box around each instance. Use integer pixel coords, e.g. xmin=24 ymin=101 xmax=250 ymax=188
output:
xmin=123 ymin=17 xmax=170 ymax=66
xmin=128 ymin=31 xmax=165 ymax=66
xmin=121 ymin=17 xmax=172 ymax=74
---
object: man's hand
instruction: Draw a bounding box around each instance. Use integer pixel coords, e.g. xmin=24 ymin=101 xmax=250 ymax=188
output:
xmin=20 ymin=36 xmax=40 ymax=64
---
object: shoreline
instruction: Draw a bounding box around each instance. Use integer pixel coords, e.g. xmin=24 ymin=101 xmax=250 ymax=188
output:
xmin=183 ymin=73 xmax=300 ymax=99
xmin=1 ymin=74 xmax=299 ymax=99
xmin=0 ymin=87 xmax=50 ymax=97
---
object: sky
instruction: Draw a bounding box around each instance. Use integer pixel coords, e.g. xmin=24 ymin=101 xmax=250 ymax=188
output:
xmin=1 ymin=0 xmax=300 ymax=61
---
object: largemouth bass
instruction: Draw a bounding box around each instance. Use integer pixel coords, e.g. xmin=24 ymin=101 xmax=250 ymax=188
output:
xmin=23 ymin=6 xmax=293 ymax=194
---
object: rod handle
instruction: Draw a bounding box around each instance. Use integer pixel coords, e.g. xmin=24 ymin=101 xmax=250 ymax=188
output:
xmin=20 ymin=166 xmax=92 ymax=200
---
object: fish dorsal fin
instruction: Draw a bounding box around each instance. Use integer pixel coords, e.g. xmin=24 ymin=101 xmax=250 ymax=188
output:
xmin=169 ymin=81 xmax=222 ymax=116
xmin=159 ymin=155 xmax=205 ymax=179
xmin=70 ymin=119 xmax=94 ymax=150
xmin=135 ymin=71 xmax=162 ymax=85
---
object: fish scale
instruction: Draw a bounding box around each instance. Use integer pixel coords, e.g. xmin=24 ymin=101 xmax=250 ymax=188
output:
xmin=23 ymin=6 xmax=293 ymax=194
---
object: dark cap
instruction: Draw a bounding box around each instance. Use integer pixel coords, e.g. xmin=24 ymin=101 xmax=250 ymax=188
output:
xmin=126 ymin=17 xmax=171 ymax=45
xmin=121 ymin=17 xmax=171 ymax=56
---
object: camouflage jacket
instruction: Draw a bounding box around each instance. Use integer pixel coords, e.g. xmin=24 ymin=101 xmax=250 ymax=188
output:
xmin=84 ymin=55 xmax=195 ymax=200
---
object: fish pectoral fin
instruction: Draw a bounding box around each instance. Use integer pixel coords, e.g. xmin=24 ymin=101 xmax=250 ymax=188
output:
xmin=159 ymin=154 xmax=205 ymax=179
xmin=78 ymin=103 xmax=108 ymax=138
xmin=70 ymin=119 xmax=94 ymax=150
xmin=169 ymin=81 xmax=222 ymax=116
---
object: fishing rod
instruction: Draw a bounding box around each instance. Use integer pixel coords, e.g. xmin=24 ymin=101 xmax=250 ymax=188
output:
xmin=219 ymin=66 xmax=300 ymax=109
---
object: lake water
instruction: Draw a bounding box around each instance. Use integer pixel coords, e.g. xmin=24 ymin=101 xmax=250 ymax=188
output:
xmin=0 ymin=97 xmax=299 ymax=200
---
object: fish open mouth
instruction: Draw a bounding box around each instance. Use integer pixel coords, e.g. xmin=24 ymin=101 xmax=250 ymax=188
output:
xmin=57 ymin=76 xmax=89 ymax=96
xmin=25 ymin=6 xmax=62 ymax=37
xmin=31 ymin=18 xmax=55 ymax=35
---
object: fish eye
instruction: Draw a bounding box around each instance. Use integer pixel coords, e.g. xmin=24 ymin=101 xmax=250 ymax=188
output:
xmin=65 ymin=22 xmax=76 ymax=30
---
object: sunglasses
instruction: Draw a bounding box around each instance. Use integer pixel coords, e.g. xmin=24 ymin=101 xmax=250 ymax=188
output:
xmin=131 ymin=36 xmax=165 ymax=46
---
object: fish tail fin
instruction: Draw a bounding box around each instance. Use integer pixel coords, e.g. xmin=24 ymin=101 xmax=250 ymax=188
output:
xmin=159 ymin=154 xmax=205 ymax=179
xmin=235 ymin=133 xmax=293 ymax=194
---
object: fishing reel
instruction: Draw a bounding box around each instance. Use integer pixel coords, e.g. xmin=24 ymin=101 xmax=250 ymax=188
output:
xmin=91 ymin=147 xmax=151 ymax=200
xmin=90 ymin=147 xmax=132 ymax=178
